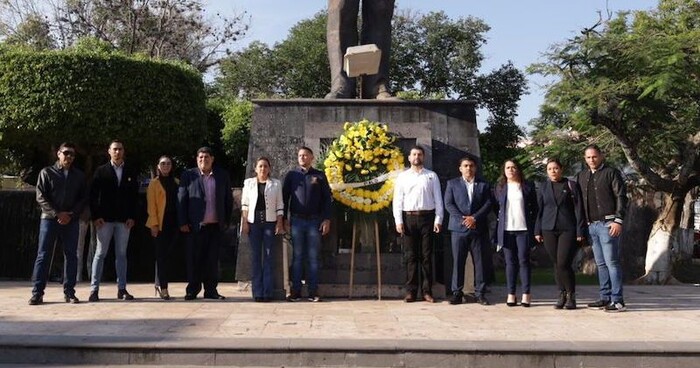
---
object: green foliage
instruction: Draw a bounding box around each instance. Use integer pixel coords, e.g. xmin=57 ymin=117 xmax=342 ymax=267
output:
xmin=0 ymin=47 xmax=207 ymax=177
xmin=220 ymin=99 xmax=253 ymax=185
xmin=528 ymin=0 xmax=700 ymax=193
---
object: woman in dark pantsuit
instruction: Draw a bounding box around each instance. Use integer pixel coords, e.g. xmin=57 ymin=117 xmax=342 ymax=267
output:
xmin=493 ymin=160 xmax=538 ymax=307
xmin=535 ymin=159 xmax=585 ymax=309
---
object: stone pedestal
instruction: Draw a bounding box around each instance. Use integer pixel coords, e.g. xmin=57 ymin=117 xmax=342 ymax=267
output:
xmin=236 ymin=99 xmax=479 ymax=299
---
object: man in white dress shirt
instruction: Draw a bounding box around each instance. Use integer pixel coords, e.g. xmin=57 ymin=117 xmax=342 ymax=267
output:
xmin=392 ymin=146 xmax=444 ymax=303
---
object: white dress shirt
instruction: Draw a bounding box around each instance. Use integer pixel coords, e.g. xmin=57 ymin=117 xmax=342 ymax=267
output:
xmin=392 ymin=167 xmax=444 ymax=226
xmin=505 ymin=182 xmax=527 ymax=231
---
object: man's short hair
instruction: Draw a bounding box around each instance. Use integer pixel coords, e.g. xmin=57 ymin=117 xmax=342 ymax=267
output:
xmin=197 ymin=146 xmax=213 ymax=156
xmin=299 ymin=146 xmax=314 ymax=155
xmin=109 ymin=139 xmax=123 ymax=148
xmin=409 ymin=145 xmax=424 ymax=154
xmin=459 ymin=156 xmax=477 ymax=166
xmin=584 ymin=144 xmax=601 ymax=154
xmin=58 ymin=142 xmax=76 ymax=151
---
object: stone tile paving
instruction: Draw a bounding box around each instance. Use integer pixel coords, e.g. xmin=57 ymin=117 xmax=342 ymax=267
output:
xmin=0 ymin=282 xmax=699 ymax=345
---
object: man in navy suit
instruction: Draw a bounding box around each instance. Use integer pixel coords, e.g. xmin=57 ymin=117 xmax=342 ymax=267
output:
xmin=444 ymin=157 xmax=493 ymax=305
xmin=178 ymin=147 xmax=233 ymax=300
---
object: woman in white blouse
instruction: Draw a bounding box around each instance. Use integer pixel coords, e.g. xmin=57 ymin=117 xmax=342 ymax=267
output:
xmin=241 ymin=157 xmax=284 ymax=302
xmin=493 ymin=160 xmax=538 ymax=307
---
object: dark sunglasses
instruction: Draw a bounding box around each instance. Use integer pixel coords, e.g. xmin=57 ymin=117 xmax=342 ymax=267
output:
xmin=60 ymin=150 xmax=75 ymax=156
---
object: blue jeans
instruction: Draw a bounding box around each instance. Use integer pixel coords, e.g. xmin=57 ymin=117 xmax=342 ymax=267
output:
xmin=91 ymin=222 xmax=131 ymax=291
xmin=290 ymin=216 xmax=322 ymax=295
xmin=588 ymin=221 xmax=624 ymax=302
xmin=248 ymin=222 xmax=276 ymax=299
xmin=31 ymin=218 xmax=79 ymax=296
xmin=502 ymin=231 xmax=531 ymax=294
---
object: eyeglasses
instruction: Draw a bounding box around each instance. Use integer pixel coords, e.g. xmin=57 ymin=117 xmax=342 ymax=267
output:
xmin=158 ymin=162 xmax=172 ymax=166
xmin=60 ymin=150 xmax=75 ymax=156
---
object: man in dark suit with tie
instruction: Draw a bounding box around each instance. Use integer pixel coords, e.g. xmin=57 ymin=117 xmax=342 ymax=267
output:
xmin=444 ymin=157 xmax=493 ymax=305
xmin=178 ymin=147 xmax=232 ymax=300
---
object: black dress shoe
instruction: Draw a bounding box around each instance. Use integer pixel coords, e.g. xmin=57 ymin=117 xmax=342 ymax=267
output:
xmin=184 ymin=294 xmax=196 ymax=301
xmin=403 ymin=292 xmax=416 ymax=303
xmin=28 ymin=294 xmax=43 ymax=305
xmin=88 ymin=291 xmax=99 ymax=302
xmin=506 ymin=300 xmax=518 ymax=307
xmin=64 ymin=294 xmax=80 ymax=304
xmin=463 ymin=293 xmax=477 ymax=304
xmin=204 ymin=293 xmax=226 ymax=300
xmin=476 ymin=296 xmax=490 ymax=306
xmin=449 ymin=293 xmax=463 ymax=305
xmin=117 ymin=289 xmax=134 ymax=300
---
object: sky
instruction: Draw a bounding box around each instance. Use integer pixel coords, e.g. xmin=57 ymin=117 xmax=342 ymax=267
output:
xmin=206 ymin=0 xmax=659 ymax=131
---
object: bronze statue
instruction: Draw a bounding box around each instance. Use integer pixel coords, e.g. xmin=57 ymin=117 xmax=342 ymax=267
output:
xmin=326 ymin=0 xmax=395 ymax=99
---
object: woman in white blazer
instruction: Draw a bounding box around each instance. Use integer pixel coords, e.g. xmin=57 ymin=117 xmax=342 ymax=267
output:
xmin=241 ymin=157 xmax=284 ymax=302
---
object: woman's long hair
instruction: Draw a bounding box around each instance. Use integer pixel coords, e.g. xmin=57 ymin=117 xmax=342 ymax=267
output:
xmin=496 ymin=159 xmax=524 ymax=188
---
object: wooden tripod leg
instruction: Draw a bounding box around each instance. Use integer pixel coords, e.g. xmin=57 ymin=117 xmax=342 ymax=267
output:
xmin=374 ymin=220 xmax=382 ymax=301
xmin=349 ymin=222 xmax=357 ymax=299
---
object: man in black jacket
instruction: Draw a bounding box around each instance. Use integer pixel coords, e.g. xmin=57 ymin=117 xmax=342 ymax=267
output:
xmin=89 ymin=140 xmax=139 ymax=302
xmin=576 ymin=145 xmax=628 ymax=312
xmin=29 ymin=143 xmax=87 ymax=305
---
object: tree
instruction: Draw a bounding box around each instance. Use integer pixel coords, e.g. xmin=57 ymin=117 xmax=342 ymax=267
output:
xmin=1 ymin=0 xmax=248 ymax=71
xmin=0 ymin=43 xmax=207 ymax=181
xmin=529 ymin=0 xmax=700 ymax=284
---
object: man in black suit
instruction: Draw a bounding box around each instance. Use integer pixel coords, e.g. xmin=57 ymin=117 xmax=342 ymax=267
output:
xmin=444 ymin=157 xmax=493 ymax=305
xmin=89 ymin=140 xmax=139 ymax=302
xmin=178 ymin=147 xmax=232 ymax=300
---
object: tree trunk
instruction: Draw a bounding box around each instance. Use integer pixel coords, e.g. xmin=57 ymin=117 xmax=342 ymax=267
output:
xmin=636 ymin=192 xmax=683 ymax=285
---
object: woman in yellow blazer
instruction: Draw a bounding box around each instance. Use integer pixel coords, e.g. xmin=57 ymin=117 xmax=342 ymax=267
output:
xmin=241 ymin=157 xmax=284 ymax=302
xmin=146 ymin=156 xmax=179 ymax=300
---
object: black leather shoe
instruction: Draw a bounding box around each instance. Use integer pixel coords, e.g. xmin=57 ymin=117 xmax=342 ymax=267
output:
xmin=28 ymin=294 xmax=43 ymax=305
xmin=587 ymin=299 xmax=609 ymax=308
xmin=555 ymin=291 xmax=567 ymax=309
xmin=117 ymin=289 xmax=134 ymax=300
xmin=403 ymin=292 xmax=416 ymax=303
xmin=449 ymin=293 xmax=463 ymax=305
xmin=204 ymin=293 xmax=226 ymax=300
xmin=476 ymin=296 xmax=490 ymax=306
xmin=565 ymin=292 xmax=577 ymax=310
xmin=88 ymin=291 xmax=99 ymax=302
xmin=463 ymin=293 xmax=477 ymax=304
xmin=64 ymin=294 xmax=80 ymax=304
xmin=184 ymin=294 xmax=196 ymax=301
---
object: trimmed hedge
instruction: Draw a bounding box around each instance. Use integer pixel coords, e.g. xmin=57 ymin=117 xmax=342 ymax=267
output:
xmin=0 ymin=46 xmax=207 ymax=172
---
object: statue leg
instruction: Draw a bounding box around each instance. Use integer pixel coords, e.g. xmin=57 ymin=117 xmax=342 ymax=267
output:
xmin=361 ymin=0 xmax=395 ymax=99
xmin=326 ymin=0 xmax=359 ymax=99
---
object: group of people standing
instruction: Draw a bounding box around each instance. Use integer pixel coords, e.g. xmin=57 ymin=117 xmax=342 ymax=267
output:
xmin=29 ymin=141 xmax=232 ymax=305
xmin=28 ymin=140 xmax=627 ymax=313
xmin=391 ymin=144 xmax=627 ymax=312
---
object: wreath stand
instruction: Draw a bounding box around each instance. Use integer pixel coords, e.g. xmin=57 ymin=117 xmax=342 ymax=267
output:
xmin=348 ymin=219 xmax=382 ymax=300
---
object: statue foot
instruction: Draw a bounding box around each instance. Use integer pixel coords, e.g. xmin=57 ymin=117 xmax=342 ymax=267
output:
xmin=325 ymin=89 xmax=355 ymax=99
xmin=375 ymin=91 xmax=400 ymax=100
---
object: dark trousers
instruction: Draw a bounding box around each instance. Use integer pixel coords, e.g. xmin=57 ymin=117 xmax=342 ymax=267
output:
xmin=451 ymin=232 xmax=486 ymax=297
xmin=402 ymin=212 xmax=435 ymax=295
xmin=154 ymin=228 xmax=178 ymax=290
xmin=543 ymin=230 xmax=578 ymax=293
xmin=248 ymin=221 xmax=276 ymax=299
xmin=502 ymin=230 xmax=531 ymax=294
xmin=185 ymin=224 xmax=221 ymax=296
xmin=31 ymin=218 xmax=79 ymax=296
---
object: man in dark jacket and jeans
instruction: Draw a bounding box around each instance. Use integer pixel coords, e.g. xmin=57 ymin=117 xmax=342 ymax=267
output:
xmin=576 ymin=144 xmax=628 ymax=312
xmin=89 ymin=140 xmax=139 ymax=302
xmin=29 ymin=142 xmax=87 ymax=305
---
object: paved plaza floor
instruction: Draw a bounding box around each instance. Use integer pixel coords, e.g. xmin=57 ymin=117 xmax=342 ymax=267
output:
xmin=0 ymin=281 xmax=699 ymax=367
